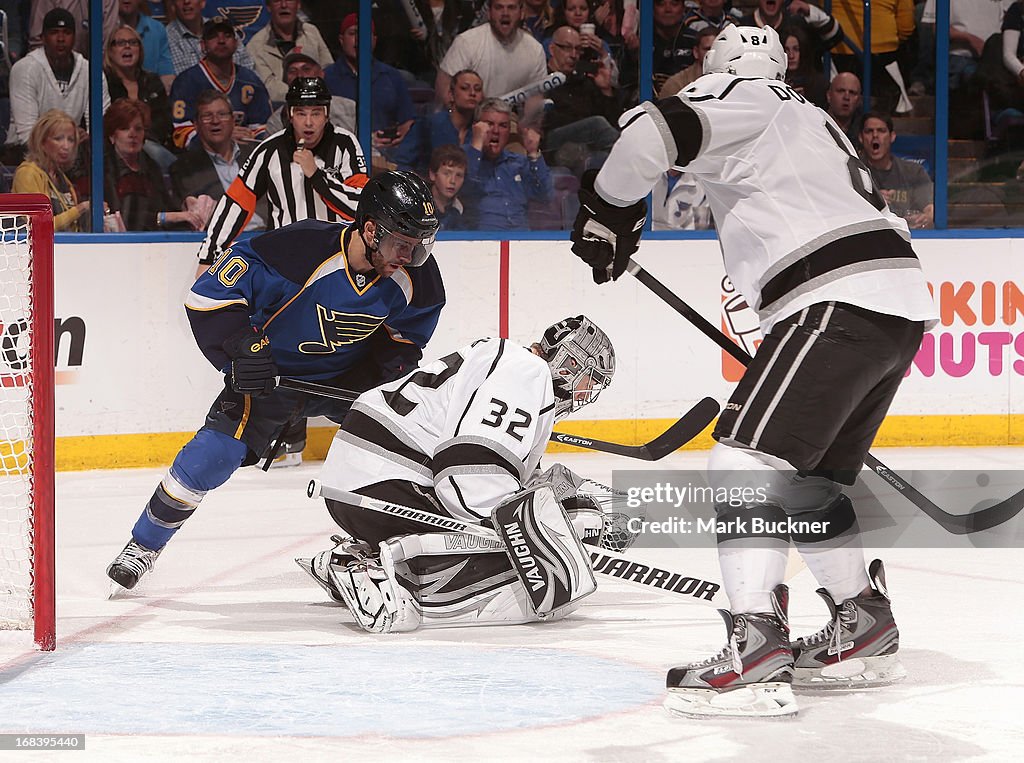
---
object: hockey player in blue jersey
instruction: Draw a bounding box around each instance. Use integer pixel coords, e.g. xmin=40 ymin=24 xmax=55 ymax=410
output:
xmin=105 ymin=170 xmax=445 ymax=591
xmin=169 ymin=16 xmax=273 ymax=149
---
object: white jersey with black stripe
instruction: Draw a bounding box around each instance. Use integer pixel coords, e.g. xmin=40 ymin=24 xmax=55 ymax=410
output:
xmin=320 ymin=338 xmax=557 ymax=524
xmin=595 ymin=73 xmax=937 ymax=332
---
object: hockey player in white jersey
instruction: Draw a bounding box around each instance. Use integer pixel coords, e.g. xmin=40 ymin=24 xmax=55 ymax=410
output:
xmin=568 ymin=26 xmax=938 ymax=719
xmin=299 ymin=316 xmax=619 ymax=633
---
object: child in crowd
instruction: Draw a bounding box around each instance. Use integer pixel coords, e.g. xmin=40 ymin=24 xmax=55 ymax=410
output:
xmin=427 ymin=144 xmax=468 ymax=230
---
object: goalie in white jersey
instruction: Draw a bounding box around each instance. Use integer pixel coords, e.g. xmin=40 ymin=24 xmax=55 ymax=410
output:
xmin=569 ymin=26 xmax=938 ymax=719
xmin=299 ymin=316 xmax=622 ymax=633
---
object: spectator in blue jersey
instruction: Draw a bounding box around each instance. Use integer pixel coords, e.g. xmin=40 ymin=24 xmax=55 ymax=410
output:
xmin=394 ymin=67 xmax=482 ymax=173
xmin=427 ymin=144 xmax=468 ymax=230
xmin=464 ymin=97 xmax=552 ymax=230
xmin=105 ymin=171 xmax=447 ymax=592
xmin=118 ymin=0 xmax=174 ymax=90
xmin=323 ymin=13 xmax=416 ymax=167
xmin=169 ymin=15 xmax=272 ymax=149
xmin=166 ymin=0 xmax=257 ymax=75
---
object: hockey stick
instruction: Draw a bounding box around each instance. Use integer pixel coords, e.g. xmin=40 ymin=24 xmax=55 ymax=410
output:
xmin=625 ymin=258 xmax=1024 ymax=535
xmin=278 ymin=377 xmax=720 ymax=461
xmin=306 ymin=479 xmax=724 ymax=606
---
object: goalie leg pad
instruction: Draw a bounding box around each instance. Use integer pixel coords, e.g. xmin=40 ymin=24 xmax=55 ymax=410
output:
xmin=493 ymin=484 xmax=597 ymax=618
xmin=380 ymin=533 xmax=578 ymax=629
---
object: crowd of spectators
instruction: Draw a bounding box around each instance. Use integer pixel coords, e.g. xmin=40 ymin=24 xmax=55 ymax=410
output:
xmin=5 ymin=1 xmax=1024 ymax=233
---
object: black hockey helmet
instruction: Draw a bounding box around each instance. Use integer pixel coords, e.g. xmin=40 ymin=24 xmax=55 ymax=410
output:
xmin=355 ymin=171 xmax=440 ymax=266
xmin=286 ymin=76 xmax=331 ymax=109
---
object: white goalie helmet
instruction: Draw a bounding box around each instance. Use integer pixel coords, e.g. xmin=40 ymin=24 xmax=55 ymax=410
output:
xmin=702 ymin=25 xmax=786 ymax=81
xmin=539 ymin=316 xmax=615 ymax=420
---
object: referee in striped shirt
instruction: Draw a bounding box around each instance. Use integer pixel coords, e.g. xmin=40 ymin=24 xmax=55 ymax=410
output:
xmin=196 ymin=77 xmax=369 ymax=275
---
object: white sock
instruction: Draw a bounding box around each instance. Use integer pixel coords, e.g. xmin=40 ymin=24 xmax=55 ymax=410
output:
xmin=718 ymin=542 xmax=789 ymax=614
xmin=795 ymin=541 xmax=870 ymax=603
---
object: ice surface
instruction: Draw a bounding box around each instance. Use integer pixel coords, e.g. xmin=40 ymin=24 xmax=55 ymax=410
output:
xmin=1 ymin=448 xmax=1022 ymax=761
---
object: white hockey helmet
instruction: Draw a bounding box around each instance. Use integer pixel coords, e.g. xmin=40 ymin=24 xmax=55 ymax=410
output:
xmin=539 ymin=316 xmax=615 ymax=420
xmin=702 ymin=25 xmax=786 ymax=81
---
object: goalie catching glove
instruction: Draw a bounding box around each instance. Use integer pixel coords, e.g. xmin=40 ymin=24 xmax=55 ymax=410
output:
xmin=571 ymin=169 xmax=647 ymax=284
xmin=532 ymin=463 xmax=645 ymax=552
xmin=223 ymin=326 xmax=279 ymax=397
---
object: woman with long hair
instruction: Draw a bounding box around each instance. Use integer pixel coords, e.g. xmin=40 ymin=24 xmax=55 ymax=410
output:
xmin=12 ymin=110 xmax=92 ymax=232
xmin=103 ymin=24 xmax=175 ymax=168
xmin=784 ymin=28 xmax=828 ymax=109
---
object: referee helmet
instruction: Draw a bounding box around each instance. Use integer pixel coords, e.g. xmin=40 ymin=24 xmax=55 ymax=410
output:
xmin=356 ymin=171 xmax=440 ymax=266
xmin=286 ymin=77 xmax=332 ymax=109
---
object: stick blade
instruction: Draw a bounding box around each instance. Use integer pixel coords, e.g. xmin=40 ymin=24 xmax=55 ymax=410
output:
xmin=642 ymin=397 xmax=720 ymax=460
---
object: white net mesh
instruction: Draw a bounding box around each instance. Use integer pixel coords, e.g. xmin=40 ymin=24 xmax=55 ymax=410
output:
xmin=0 ymin=214 xmax=35 ymax=630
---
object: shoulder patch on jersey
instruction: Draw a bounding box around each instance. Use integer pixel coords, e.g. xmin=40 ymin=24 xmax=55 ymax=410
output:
xmin=249 ymin=219 xmax=349 ymax=284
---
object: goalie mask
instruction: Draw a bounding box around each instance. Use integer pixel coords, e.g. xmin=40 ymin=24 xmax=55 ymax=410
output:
xmin=703 ymin=25 xmax=786 ymax=81
xmin=540 ymin=316 xmax=615 ymax=420
xmin=356 ymin=171 xmax=440 ymax=267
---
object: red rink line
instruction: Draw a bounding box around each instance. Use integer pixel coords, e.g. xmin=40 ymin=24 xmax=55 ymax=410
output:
xmin=0 ymin=533 xmax=323 ymax=675
xmin=499 ymin=240 xmax=510 ymax=339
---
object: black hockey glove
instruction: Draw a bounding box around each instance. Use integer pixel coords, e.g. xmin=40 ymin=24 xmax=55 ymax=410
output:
xmin=571 ymin=169 xmax=647 ymax=284
xmin=223 ymin=327 xmax=279 ymax=397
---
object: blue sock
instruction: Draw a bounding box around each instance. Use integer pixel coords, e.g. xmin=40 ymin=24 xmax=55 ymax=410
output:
xmin=132 ymin=429 xmax=248 ymax=550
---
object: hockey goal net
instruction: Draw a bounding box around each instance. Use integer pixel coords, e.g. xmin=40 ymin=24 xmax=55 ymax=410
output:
xmin=0 ymin=194 xmax=55 ymax=651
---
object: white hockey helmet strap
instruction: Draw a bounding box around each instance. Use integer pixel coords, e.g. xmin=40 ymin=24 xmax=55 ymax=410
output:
xmin=703 ymin=25 xmax=786 ymax=81
xmin=540 ymin=315 xmax=615 ymax=420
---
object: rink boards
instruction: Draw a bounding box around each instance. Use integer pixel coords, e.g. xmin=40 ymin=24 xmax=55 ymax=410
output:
xmin=35 ymin=236 xmax=1024 ymax=469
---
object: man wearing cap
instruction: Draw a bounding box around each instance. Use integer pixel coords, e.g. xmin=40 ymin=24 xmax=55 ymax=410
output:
xmin=196 ymin=76 xmax=367 ymax=275
xmin=246 ymin=0 xmax=333 ymax=107
xmin=28 ymin=0 xmax=119 ymax=59
xmin=167 ymin=0 xmax=257 ymax=75
xmin=324 ymin=14 xmax=415 ymax=165
xmin=264 ymin=51 xmax=355 ymax=135
xmin=118 ymin=0 xmax=174 ymax=90
xmin=169 ymin=16 xmax=272 ymax=149
xmin=7 ymin=7 xmax=111 ymax=147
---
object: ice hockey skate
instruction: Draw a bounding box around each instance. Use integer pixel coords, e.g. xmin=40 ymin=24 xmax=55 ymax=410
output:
xmin=792 ymin=559 xmax=907 ymax=689
xmin=268 ymin=451 xmax=302 ymax=469
xmin=664 ymin=585 xmax=798 ymax=719
xmin=106 ymin=539 xmax=162 ymax=592
xmin=294 ymin=535 xmax=370 ymax=604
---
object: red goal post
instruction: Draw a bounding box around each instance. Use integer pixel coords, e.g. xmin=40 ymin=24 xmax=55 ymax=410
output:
xmin=0 ymin=194 xmax=55 ymax=650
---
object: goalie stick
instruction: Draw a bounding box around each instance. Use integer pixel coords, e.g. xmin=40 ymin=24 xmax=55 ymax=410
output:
xmin=277 ymin=377 xmax=719 ymax=461
xmin=306 ymin=479 xmax=725 ymax=607
xmin=626 ymin=258 xmax=1024 ymax=535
